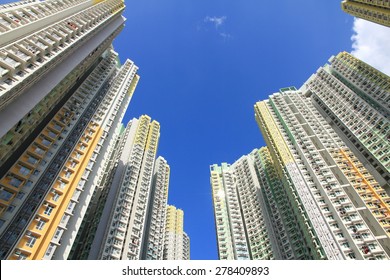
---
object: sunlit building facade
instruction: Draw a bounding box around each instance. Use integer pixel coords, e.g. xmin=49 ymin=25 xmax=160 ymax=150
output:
xmin=183 ymin=232 xmax=190 ymax=260
xmin=210 ymin=152 xmax=287 ymax=260
xmin=252 ymin=147 xmax=307 ymax=259
xmin=0 ymin=0 xmax=140 ymax=260
xmin=0 ymin=0 xmax=126 ymax=168
xmin=341 ymin=0 xmax=390 ymax=27
xmin=304 ymin=52 xmax=390 ymax=195
xmin=163 ymin=205 xmax=190 ymax=260
xmin=86 ymin=115 xmax=161 ymax=260
xmin=142 ymin=156 xmax=170 ymax=260
xmin=0 ymin=49 xmax=139 ymax=260
xmin=211 ymin=163 xmax=247 ymax=260
xmin=255 ymin=84 xmax=390 ymax=259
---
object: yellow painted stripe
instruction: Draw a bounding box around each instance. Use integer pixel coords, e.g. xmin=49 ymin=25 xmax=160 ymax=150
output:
xmin=36 ymin=125 xmax=103 ymax=259
xmin=11 ymin=124 xmax=103 ymax=259
xmin=255 ymin=101 xmax=294 ymax=165
xmin=339 ymin=149 xmax=390 ymax=214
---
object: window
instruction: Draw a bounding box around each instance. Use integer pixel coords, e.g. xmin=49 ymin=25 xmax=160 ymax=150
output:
xmin=36 ymin=220 xmax=45 ymax=230
xmin=41 ymin=138 xmax=52 ymax=147
xmin=0 ymin=219 xmax=5 ymax=228
xmin=64 ymin=171 xmax=71 ymax=178
xmin=44 ymin=205 xmax=54 ymax=216
xmin=60 ymin=215 xmax=69 ymax=225
xmin=9 ymin=177 xmax=23 ymax=187
xmin=34 ymin=146 xmax=45 ymax=155
xmin=16 ymin=192 xmax=25 ymax=199
xmin=348 ymin=252 xmax=356 ymax=259
xmin=18 ymin=254 xmax=27 ymax=260
xmin=19 ymin=166 xmax=31 ymax=176
xmin=53 ymin=228 xmax=63 ymax=239
xmin=53 ymin=124 xmax=62 ymax=131
xmin=45 ymin=243 xmax=55 ymax=257
xmin=58 ymin=180 xmax=66 ymax=189
xmin=0 ymin=190 xmax=14 ymax=201
xmin=7 ymin=205 xmax=15 ymax=213
xmin=52 ymin=193 xmax=60 ymax=202
xmin=27 ymin=156 xmax=39 ymax=165
xmin=25 ymin=180 xmax=33 ymax=187
xmin=47 ymin=131 xmax=57 ymax=139
xmin=26 ymin=236 xmax=37 ymax=248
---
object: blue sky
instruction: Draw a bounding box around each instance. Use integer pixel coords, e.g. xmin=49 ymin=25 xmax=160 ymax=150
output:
xmin=113 ymin=0 xmax=357 ymax=260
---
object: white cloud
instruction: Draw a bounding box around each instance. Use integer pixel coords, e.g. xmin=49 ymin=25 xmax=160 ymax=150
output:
xmin=204 ymin=16 xmax=227 ymax=29
xmin=351 ymin=18 xmax=390 ymax=75
xmin=203 ymin=16 xmax=232 ymax=40
xmin=219 ymin=32 xmax=232 ymax=39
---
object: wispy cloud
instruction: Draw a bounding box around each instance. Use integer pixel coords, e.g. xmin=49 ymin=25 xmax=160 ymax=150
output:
xmin=204 ymin=16 xmax=227 ymax=29
xmin=219 ymin=32 xmax=232 ymax=39
xmin=201 ymin=15 xmax=232 ymax=40
xmin=351 ymin=18 xmax=390 ymax=75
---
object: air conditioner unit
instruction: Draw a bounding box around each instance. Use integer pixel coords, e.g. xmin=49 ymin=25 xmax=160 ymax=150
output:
xmin=14 ymin=250 xmax=21 ymax=256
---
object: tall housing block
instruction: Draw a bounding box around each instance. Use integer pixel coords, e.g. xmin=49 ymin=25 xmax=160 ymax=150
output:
xmin=341 ymin=0 xmax=390 ymax=27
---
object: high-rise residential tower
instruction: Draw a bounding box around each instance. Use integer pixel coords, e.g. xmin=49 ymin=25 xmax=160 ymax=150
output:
xmin=0 ymin=0 xmax=127 ymax=169
xmin=252 ymin=147 xmax=308 ymax=260
xmin=163 ymin=205 xmax=190 ymax=260
xmin=183 ymin=232 xmax=190 ymax=260
xmin=70 ymin=144 xmax=172 ymax=261
xmin=210 ymin=149 xmax=300 ymax=260
xmin=255 ymin=85 xmax=390 ymax=259
xmin=0 ymin=0 xmax=140 ymax=260
xmin=0 ymin=49 xmax=139 ymax=260
xmin=304 ymin=52 xmax=389 ymax=195
xmin=210 ymin=163 xmax=249 ymax=260
xmin=341 ymin=1 xmax=390 ymax=27
xmin=84 ymin=115 xmax=161 ymax=260
xmin=142 ymin=156 xmax=170 ymax=260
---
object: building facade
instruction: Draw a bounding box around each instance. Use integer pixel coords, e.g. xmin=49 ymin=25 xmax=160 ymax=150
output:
xmin=210 ymin=163 xmax=249 ymax=260
xmin=252 ymin=147 xmax=308 ymax=259
xmin=142 ymin=156 xmax=170 ymax=260
xmin=341 ymin=0 xmax=390 ymax=27
xmin=70 ymin=138 xmax=173 ymax=261
xmin=210 ymin=150 xmax=296 ymax=260
xmin=304 ymin=52 xmax=389 ymax=195
xmin=0 ymin=48 xmax=139 ymax=260
xmin=84 ymin=115 xmax=161 ymax=260
xmin=0 ymin=0 xmax=127 ymax=169
xmin=163 ymin=205 xmax=190 ymax=260
xmin=0 ymin=0 xmax=141 ymax=260
xmin=255 ymin=85 xmax=390 ymax=259
xmin=183 ymin=232 xmax=190 ymax=260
